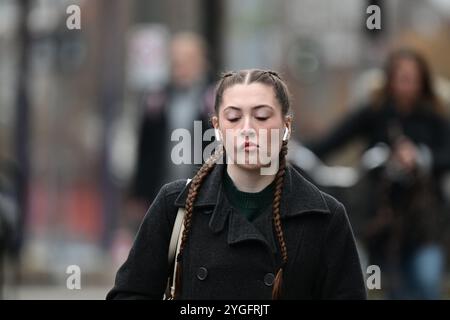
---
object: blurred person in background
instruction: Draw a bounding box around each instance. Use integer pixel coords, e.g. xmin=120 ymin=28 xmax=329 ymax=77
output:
xmin=112 ymin=32 xmax=216 ymax=266
xmin=129 ymin=31 xmax=215 ymax=213
xmin=306 ymin=48 xmax=450 ymax=299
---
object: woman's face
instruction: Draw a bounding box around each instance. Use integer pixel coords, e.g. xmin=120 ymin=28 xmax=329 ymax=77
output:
xmin=212 ymin=82 xmax=291 ymax=172
xmin=390 ymin=58 xmax=422 ymax=108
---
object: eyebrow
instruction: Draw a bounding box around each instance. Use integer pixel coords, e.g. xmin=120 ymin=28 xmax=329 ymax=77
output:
xmin=223 ymin=104 xmax=274 ymax=112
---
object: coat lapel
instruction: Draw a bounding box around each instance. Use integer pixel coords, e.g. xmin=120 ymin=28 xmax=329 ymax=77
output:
xmin=227 ymin=198 xmax=278 ymax=253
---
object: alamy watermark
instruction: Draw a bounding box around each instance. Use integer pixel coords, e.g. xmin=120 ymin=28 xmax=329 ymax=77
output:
xmin=63 ymin=263 xmax=380 ymax=291
xmin=64 ymin=4 xmax=380 ymax=32
xmin=66 ymin=264 xmax=81 ymax=290
xmin=170 ymin=122 xmax=286 ymax=175
xmin=366 ymin=5 xmax=381 ymax=30
xmin=66 ymin=5 xmax=81 ymax=30
xmin=366 ymin=264 xmax=381 ymax=290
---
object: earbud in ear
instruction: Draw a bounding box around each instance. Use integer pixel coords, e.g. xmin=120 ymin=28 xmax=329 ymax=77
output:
xmin=214 ymin=128 xmax=221 ymax=142
xmin=282 ymin=127 xmax=289 ymax=141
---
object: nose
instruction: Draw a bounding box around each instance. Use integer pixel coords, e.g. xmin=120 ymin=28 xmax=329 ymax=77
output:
xmin=240 ymin=117 xmax=256 ymax=138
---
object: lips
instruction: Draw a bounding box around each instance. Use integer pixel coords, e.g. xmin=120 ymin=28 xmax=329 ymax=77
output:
xmin=242 ymin=141 xmax=259 ymax=150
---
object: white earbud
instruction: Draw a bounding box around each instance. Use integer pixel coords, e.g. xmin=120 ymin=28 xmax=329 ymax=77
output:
xmin=214 ymin=128 xmax=221 ymax=142
xmin=282 ymin=127 xmax=289 ymax=141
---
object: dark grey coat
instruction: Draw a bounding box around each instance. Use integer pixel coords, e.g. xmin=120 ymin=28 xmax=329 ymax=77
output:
xmin=106 ymin=164 xmax=367 ymax=300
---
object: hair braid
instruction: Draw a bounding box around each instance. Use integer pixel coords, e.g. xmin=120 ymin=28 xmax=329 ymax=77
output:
xmin=272 ymin=140 xmax=289 ymax=300
xmin=173 ymin=146 xmax=224 ymax=299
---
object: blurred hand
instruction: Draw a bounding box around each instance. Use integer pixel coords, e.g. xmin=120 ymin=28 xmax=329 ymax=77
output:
xmin=392 ymin=136 xmax=418 ymax=172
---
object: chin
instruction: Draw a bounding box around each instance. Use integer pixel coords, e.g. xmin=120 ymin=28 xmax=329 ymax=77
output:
xmin=234 ymin=162 xmax=263 ymax=172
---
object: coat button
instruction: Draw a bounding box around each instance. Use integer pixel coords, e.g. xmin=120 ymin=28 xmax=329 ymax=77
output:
xmin=197 ymin=267 xmax=208 ymax=280
xmin=264 ymin=273 xmax=275 ymax=286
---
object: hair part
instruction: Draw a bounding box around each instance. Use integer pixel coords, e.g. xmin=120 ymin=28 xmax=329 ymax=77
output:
xmin=214 ymin=69 xmax=292 ymax=117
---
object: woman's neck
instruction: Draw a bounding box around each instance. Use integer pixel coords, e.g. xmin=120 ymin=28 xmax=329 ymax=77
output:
xmin=226 ymin=164 xmax=276 ymax=193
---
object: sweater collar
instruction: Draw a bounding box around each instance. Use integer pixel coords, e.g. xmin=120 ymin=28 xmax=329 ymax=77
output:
xmin=222 ymin=167 xmax=275 ymax=211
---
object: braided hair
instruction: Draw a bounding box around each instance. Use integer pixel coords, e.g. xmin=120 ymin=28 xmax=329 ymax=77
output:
xmin=174 ymin=69 xmax=292 ymax=299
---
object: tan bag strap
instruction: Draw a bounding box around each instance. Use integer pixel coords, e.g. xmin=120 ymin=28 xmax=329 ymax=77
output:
xmin=167 ymin=205 xmax=185 ymax=265
xmin=166 ymin=178 xmax=191 ymax=299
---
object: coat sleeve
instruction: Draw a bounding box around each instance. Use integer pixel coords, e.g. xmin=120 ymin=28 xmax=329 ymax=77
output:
xmin=106 ymin=184 xmax=174 ymax=300
xmin=306 ymin=106 xmax=371 ymax=159
xmin=429 ymin=117 xmax=450 ymax=173
xmin=317 ymin=201 xmax=367 ymax=299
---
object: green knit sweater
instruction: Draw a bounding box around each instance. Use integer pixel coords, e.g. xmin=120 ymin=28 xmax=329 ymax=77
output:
xmin=223 ymin=169 xmax=275 ymax=222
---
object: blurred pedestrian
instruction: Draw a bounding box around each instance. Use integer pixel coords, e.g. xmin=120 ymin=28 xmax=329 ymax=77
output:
xmin=306 ymin=48 xmax=450 ymax=299
xmin=130 ymin=32 xmax=215 ymax=209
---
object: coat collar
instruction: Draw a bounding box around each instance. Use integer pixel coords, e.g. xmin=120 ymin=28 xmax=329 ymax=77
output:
xmin=174 ymin=163 xmax=330 ymax=254
xmin=173 ymin=162 xmax=331 ymax=217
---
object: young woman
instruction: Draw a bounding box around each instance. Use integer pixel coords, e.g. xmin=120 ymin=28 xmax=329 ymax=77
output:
xmin=107 ymin=69 xmax=366 ymax=300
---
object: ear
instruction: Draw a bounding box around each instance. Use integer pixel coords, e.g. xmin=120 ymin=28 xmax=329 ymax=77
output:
xmin=211 ymin=116 xmax=222 ymax=142
xmin=283 ymin=116 xmax=292 ymax=140
xmin=211 ymin=116 xmax=219 ymax=129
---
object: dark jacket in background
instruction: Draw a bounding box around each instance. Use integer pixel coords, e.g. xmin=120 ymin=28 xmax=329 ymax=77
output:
xmin=307 ymin=101 xmax=450 ymax=174
xmin=107 ymin=163 xmax=366 ymax=300
xmin=305 ymin=100 xmax=450 ymax=260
